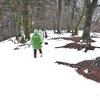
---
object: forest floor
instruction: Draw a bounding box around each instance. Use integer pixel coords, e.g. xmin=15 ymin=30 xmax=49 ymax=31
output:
xmin=53 ymin=35 xmax=100 ymax=83
xmin=13 ymin=35 xmax=100 ymax=83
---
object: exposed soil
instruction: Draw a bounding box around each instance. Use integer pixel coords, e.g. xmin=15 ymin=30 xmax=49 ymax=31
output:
xmin=52 ymin=36 xmax=100 ymax=52
xmin=52 ymin=35 xmax=100 ymax=83
xmin=55 ymin=58 xmax=100 ymax=83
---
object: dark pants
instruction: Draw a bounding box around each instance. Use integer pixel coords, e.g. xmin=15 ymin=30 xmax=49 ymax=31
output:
xmin=34 ymin=48 xmax=42 ymax=58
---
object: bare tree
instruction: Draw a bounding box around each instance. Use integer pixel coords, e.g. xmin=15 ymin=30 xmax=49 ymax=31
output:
xmin=74 ymin=0 xmax=86 ymax=35
xmin=57 ymin=0 xmax=62 ymax=34
xmin=81 ymin=0 xmax=98 ymax=49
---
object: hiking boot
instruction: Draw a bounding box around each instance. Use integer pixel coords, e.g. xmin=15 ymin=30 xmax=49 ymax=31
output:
xmin=34 ymin=54 xmax=37 ymax=58
xmin=40 ymin=53 xmax=43 ymax=57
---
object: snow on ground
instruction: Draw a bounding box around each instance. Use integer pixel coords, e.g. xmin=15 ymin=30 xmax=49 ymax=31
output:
xmin=0 ymin=30 xmax=100 ymax=100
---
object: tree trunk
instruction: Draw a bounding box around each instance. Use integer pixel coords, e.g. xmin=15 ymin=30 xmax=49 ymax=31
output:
xmin=57 ymin=0 xmax=62 ymax=34
xmin=71 ymin=0 xmax=76 ymax=36
xmin=74 ymin=0 xmax=86 ymax=35
xmin=66 ymin=7 xmax=71 ymax=33
xmin=35 ymin=6 xmax=40 ymax=30
xmin=81 ymin=0 xmax=98 ymax=47
xmin=21 ymin=3 xmax=31 ymax=43
xmin=53 ymin=0 xmax=57 ymax=33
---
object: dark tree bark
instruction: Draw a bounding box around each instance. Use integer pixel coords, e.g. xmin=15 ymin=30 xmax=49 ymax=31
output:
xmin=74 ymin=0 xmax=86 ymax=35
xmin=81 ymin=0 xmax=98 ymax=47
xmin=57 ymin=0 xmax=62 ymax=34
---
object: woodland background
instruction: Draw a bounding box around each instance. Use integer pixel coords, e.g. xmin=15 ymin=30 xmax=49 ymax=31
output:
xmin=0 ymin=0 xmax=100 ymax=44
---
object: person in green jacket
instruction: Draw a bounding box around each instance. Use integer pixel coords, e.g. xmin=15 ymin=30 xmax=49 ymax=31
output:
xmin=29 ymin=29 xmax=48 ymax=58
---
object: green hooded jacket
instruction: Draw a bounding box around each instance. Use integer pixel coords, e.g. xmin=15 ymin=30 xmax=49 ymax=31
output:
xmin=30 ymin=29 xmax=44 ymax=49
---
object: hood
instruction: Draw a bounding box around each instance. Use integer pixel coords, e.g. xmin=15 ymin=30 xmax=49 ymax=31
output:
xmin=33 ymin=29 xmax=39 ymax=35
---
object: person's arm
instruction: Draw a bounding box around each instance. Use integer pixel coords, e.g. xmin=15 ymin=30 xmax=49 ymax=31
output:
xmin=40 ymin=37 xmax=48 ymax=45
